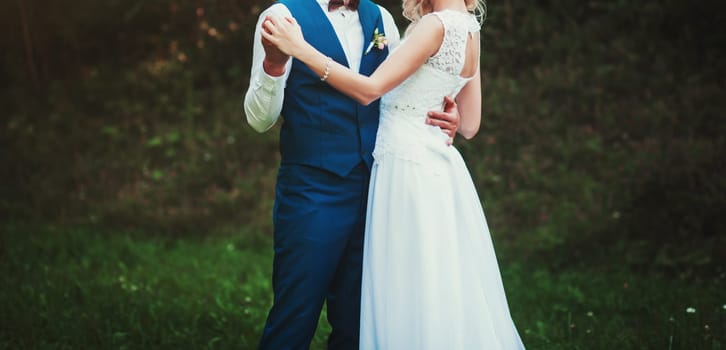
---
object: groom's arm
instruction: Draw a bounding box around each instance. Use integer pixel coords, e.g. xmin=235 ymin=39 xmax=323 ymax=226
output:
xmin=243 ymin=4 xmax=293 ymax=133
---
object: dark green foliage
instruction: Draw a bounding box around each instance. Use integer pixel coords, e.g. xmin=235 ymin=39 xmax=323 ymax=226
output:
xmin=3 ymin=0 xmax=724 ymax=245
xmin=459 ymin=0 xmax=726 ymax=272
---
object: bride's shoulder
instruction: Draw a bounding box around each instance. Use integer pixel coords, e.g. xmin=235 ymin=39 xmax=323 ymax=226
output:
xmin=427 ymin=9 xmax=480 ymax=29
xmin=406 ymin=13 xmax=445 ymax=37
xmin=397 ymin=13 xmax=445 ymax=57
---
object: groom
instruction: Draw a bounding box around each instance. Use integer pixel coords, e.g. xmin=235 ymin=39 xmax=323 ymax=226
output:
xmin=244 ymin=0 xmax=460 ymax=348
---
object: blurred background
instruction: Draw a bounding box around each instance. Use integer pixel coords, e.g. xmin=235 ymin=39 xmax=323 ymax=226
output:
xmin=1 ymin=0 xmax=725 ymax=348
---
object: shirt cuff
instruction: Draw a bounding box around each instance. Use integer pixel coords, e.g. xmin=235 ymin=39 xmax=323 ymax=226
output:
xmin=257 ymin=70 xmax=286 ymax=95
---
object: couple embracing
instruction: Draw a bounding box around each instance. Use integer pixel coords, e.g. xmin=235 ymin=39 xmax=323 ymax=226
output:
xmin=243 ymin=0 xmax=525 ymax=348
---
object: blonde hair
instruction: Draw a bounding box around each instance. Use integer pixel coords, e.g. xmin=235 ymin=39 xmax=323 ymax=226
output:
xmin=402 ymin=0 xmax=487 ymax=24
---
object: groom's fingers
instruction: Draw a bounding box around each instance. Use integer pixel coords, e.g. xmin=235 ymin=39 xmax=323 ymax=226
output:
xmin=442 ymin=96 xmax=457 ymax=112
xmin=426 ymin=111 xmax=457 ymax=137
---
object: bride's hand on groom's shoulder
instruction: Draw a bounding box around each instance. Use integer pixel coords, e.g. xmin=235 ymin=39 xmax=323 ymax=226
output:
xmin=261 ymin=15 xmax=306 ymax=58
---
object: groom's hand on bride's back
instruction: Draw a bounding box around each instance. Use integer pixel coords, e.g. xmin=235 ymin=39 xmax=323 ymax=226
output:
xmin=426 ymin=96 xmax=460 ymax=145
xmin=261 ymin=15 xmax=290 ymax=77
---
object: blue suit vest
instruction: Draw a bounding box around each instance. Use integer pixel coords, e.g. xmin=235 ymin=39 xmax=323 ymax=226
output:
xmin=277 ymin=0 xmax=389 ymax=176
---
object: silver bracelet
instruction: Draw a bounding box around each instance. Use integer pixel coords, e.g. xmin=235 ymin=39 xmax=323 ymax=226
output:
xmin=320 ymin=57 xmax=332 ymax=81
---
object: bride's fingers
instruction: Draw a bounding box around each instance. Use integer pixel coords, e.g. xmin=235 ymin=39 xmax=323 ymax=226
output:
xmin=260 ymin=29 xmax=276 ymax=44
xmin=265 ymin=15 xmax=287 ymax=34
xmin=261 ymin=21 xmax=281 ymax=44
xmin=262 ymin=18 xmax=276 ymax=34
xmin=261 ymin=22 xmax=273 ymax=36
xmin=269 ymin=15 xmax=288 ymax=31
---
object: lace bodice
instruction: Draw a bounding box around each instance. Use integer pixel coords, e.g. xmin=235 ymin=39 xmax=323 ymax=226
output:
xmin=375 ymin=10 xmax=480 ymax=163
xmin=426 ymin=10 xmax=481 ymax=76
xmin=380 ymin=10 xmax=480 ymax=122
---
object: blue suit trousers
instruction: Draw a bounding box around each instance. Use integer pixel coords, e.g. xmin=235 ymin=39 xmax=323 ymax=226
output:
xmin=259 ymin=162 xmax=370 ymax=350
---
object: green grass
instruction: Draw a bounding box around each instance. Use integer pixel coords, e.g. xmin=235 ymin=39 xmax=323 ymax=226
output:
xmin=1 ymin=224 xmax=724 ymax=349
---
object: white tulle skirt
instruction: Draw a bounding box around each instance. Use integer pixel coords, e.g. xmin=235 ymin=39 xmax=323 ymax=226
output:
xmin=359 ymin=120 xmax=525 ymax=349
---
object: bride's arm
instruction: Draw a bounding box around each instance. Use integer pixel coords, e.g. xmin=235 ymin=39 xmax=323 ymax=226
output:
xmin=455 ymin=68 xmax=481 ymax=139
xmin=262 ymin=15 xmax=444 ymax=106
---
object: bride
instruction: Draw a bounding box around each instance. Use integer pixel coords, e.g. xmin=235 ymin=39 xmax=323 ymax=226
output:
xmin=263 ymin=0 xmax=525 ymax=348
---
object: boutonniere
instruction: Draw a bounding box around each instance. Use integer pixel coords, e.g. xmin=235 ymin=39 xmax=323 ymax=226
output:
xmin=364 ymin=28 xmax=388 ymax=55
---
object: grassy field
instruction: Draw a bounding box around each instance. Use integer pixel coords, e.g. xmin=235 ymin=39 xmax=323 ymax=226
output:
xmin=1 ymin=223 xmax=724 ymax=349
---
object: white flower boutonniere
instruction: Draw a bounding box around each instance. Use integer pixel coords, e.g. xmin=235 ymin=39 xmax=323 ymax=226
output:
xmin=364 ymin=28 xmax=388 ymax=55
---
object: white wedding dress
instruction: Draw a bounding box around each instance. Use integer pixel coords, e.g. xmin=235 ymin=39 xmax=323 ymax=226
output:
xmin=359 ymin=10 xmax=525 ymax=349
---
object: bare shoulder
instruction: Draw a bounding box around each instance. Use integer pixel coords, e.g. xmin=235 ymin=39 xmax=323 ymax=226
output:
xmin=407 ymin=13 xmax=445 ymax=39
xmin=393 ymin=13 xmax=445 ymax=59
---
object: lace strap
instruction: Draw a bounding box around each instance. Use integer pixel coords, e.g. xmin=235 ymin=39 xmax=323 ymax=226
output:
xmin=426 ymin=10 xmax=480 ymax=76
xmin=432 ymin=10 xmax=480 ymax=46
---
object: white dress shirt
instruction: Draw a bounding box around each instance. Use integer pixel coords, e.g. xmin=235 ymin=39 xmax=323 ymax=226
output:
xmin=243 ymin=0 xmax=401 ymax=133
